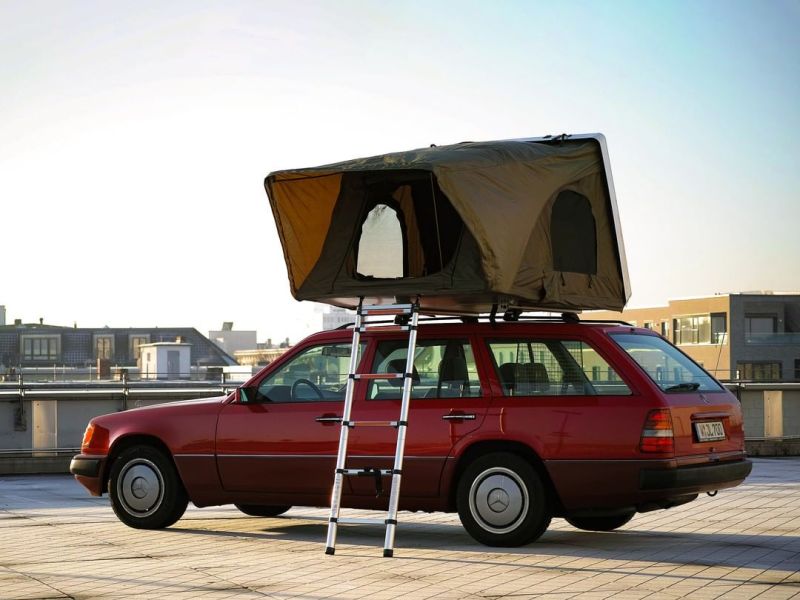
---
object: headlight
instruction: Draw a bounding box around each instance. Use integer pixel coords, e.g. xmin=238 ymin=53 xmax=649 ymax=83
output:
xmin=81 ymin=423 xmax=109 ymax=453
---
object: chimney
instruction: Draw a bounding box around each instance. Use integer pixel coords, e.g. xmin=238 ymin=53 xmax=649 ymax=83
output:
xmin=39 ymin=317 xmax=44 ymax=325
xmin=14 ymin=319 xmax=22 ymax=326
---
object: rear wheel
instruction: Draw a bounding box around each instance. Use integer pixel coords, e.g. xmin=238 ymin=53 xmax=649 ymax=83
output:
xmin=234 ymin=504 xmax=291 ymax=517
xmin=108 ymin=445 xmax=188 ymax=529
xmin=456 ymin=452 xmax=551 ymax=546
xmin=565 ymin=512 xmax=635 ymax=532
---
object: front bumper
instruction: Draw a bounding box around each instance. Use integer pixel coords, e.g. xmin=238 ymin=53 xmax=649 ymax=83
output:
xmin=640 ymin=459 xmax=753 ymax=490
xmin=70 ymin=456 xmax=101 ymax=477
xmin=70 ymin=454 xmax=107 ymax=496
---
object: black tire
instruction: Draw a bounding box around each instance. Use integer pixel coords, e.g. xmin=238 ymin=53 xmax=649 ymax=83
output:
xmin=108 ymin=445 xmax=188 ymax=529
xmin=565 ymin=512 xmax=635 ymax=532
xmin=456 ymin=452 xmax=551 ymax=547
xmin=234 ymin=504 xmax=291 ymax=517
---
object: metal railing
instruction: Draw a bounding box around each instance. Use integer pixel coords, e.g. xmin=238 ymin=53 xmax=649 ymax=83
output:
xmin=1 ymin=379 xmax=798 ymax=457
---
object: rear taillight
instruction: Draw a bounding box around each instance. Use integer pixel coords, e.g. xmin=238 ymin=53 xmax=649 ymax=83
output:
xmin=81 ymin=423 xmax=109 ymax=453
xmin=640 ymin=409 xmax=674 ymax=453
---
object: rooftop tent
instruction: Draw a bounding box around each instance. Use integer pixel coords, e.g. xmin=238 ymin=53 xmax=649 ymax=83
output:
xmin=264 ymin=134 xmax=630 ymax=315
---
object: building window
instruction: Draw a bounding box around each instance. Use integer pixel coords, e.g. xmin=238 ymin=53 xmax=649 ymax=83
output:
xmin=660 ymin=321 xmax=668 ymax=338
xmin=711 ymin=312 xmax=727 ymax=344
xmin=745 ymin=315 xmax=777 ymax=344
xmin=795 ymin=359 xmax=800 ymax=381
xmin=737 ymin=362 xmax=782 ymax=382
xmin=643 ymin=321 xmax=653 ymax=330
xmin=130 ymin=336 xmax=150 ymax=361
xmin=21 ymin=336 xmax=60 ymax=361
xmin=94 ymin=335 xmax=115 ymax=360
xmin=674 ymin=315 xmax=711 ymax=345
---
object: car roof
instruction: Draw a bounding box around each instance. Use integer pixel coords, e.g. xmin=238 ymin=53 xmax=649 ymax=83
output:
xmin=299 ymin=319 xmax=652 ymax=345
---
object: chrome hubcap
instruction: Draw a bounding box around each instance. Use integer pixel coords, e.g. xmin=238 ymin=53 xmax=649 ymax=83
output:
xmin=469 ymin=467 xmax=528 ymax=533
xmin=118 ymin=459 xmax=164 ymax=517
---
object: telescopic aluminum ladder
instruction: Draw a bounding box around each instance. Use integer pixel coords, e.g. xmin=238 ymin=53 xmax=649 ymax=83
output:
xmin=325 ymin=300 xmax=419 ymax=557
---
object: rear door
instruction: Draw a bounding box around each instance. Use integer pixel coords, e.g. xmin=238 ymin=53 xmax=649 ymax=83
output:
xmin=346 ymin=334 xmax=490 ymax=497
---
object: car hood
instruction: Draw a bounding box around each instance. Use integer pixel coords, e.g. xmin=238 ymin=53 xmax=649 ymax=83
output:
xmin=130 ymin=395 xmax=230 ymax=411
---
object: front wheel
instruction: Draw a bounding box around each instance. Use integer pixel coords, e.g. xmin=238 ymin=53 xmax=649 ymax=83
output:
xmin=565 ymin=512 xmax=635 ymax=532
xmin=456 ymin=452 xmax=551 ymax=547
xmin=235 ymin=504 xmax=291 ymax=517
xmin=108 ymin=445 xmax=188 ymax=529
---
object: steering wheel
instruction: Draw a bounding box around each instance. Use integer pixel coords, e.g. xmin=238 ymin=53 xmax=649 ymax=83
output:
xmin=291 ymin=378 xmax=324 ymax=401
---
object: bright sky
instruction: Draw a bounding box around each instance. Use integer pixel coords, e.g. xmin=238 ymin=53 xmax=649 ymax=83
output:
xmin=1 ymin=0 xmax=798 ymax=344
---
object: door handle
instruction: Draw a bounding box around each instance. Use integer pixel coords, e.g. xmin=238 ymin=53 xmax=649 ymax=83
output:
xmin=315 ymin=415 xmax=343 ymax=424
xmin=442 ymin=413 xmax=476 ymax=421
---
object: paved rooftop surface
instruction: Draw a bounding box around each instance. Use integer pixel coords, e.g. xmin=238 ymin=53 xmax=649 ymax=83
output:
xmin=0 ymin=459 xmax=798 ymax=600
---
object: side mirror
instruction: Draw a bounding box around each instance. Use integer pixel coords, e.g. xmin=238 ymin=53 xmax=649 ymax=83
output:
xmin=238 ymin=386 xmax=251 ymax=404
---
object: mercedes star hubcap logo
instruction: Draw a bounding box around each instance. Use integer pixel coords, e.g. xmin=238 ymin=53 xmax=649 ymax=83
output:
xmin=488 ymin=488 xmax=510 ymax=512
xmin=131 ymin=477 xmax=148 ymax=499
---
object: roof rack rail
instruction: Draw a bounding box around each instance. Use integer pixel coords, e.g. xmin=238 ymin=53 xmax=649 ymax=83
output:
xmin=333 ymin=312 xmax=633 ymax=329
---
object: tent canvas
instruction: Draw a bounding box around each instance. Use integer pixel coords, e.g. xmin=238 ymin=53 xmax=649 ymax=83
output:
xmin=265 ymin=134 xmax=630 ymax=315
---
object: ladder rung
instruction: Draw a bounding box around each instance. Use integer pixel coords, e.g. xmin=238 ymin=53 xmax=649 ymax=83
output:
xmin=346 ymin=420 xmax=398 ymax=428
xmin=354 ymin=373 xmax=403 ymax=380
xmin=360 ymin=304 xmax=414 ymax=316
xmin=358 ymin=324 xmax=410 ymax=332
xmin=337 ymin=468 xmax=393 ymax=476
xmin=336 ymin=518 xmax=386 ymax=525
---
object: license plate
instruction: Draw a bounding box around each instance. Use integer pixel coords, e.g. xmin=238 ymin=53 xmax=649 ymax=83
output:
xmin=695 ymin=420 xmax=726 ymax=442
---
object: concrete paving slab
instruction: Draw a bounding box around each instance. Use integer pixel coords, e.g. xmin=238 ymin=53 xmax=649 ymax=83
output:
xmin=0 ymin=458 xmax=799 ymax=599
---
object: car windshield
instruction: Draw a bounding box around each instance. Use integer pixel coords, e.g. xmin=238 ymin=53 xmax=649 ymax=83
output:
xmin=609 ymin=333 xmax=723 ymax=393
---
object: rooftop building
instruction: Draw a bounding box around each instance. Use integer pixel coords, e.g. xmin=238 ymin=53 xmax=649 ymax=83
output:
xmin=591 ymin=292 xmax=800 ymax=382
xmin=0 ymin=322 xmax=236 ymax=369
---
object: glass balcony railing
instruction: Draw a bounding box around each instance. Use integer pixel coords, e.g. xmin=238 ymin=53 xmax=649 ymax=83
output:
xmin=745 ymin=332 xmax=800 ymax=345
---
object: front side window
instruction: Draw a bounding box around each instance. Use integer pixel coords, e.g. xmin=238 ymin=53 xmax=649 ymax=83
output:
xmin=255 ymin=343 xmax=363 ymax=403
xmin=369 ymin=339 xmax=480 ymax=400
xmin=611 ymin=333 xmax=723 ymax=392
xmin=488 ymin=339 xmax=630 ymax=396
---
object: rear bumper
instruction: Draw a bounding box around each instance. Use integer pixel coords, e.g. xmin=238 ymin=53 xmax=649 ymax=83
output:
xmin=546 ymin=456 xmax=752 ymax=513
xmin=640 ymin=459 xmax=752 ymax=490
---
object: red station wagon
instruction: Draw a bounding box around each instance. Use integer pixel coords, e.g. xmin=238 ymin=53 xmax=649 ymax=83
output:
xmin=71 ymin=317 xmax=752 ymax=547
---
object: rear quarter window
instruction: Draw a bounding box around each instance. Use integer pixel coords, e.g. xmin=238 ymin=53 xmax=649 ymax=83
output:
xmin=487 ymin=338 xmax=631 ymax=396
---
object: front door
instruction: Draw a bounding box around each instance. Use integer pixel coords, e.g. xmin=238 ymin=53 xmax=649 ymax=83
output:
xmin=346 ymin=336 xmax=490 ymax=498
xmin=216 ymin=342 xmax=361 ymax=495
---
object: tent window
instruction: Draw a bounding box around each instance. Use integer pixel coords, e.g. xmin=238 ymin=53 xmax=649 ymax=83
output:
xmin=551 ymin=190 xmax=597 ymax=275
xmin=356 ymin=203 xmax=405 ymax=278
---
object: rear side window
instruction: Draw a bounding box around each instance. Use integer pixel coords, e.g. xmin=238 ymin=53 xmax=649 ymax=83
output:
xmin=488 ymin=339 xmax=631 ymax=396
xmin=369 ymin=339 xmax=481 ymax=400
xmin=610 ymin=333 xmax=723 ymax=393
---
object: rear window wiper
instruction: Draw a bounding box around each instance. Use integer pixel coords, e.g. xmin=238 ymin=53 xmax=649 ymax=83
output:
xmin=664 ymin=382 xmax=701 ymax=393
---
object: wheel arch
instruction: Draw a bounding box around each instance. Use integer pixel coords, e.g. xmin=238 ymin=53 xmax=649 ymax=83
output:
xmin=448 ymin=440 xmax=565 ymax=515
xmin=103 ymin=434 xmax=178 ymax=492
